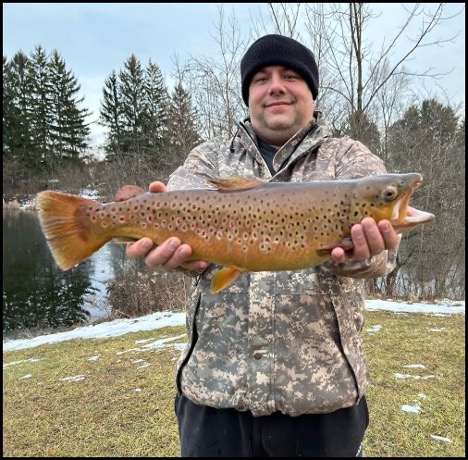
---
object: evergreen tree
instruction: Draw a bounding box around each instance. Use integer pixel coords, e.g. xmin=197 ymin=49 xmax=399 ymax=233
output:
xmin=118 ymin=54 xmax=146 ymax=153
xmin=335 ymin=110 xmax=381 ymax=155
xmin=386 ymin=99 xmax=463 ymax=298
xmin=48 ymin=50 xmax=90 ymax=167
xmin=4 ymin=47 xmax=91 ymax=185
xmin=143 ymin=60 xmax=169 ymax=152
xmin=99 ymin=56 xmax=170 ymax=169
xmin=28 ymin=45 xmax=54 ymax=169
xmin=3 ymin=52 xmax=36 ymax=169
xmin=99 ymin=70 xmax=124 ymax=156
xmin=165 ymin=82 xmax=201 ymax=172
xmin=3 ymin=56 xmax=15 ymax=158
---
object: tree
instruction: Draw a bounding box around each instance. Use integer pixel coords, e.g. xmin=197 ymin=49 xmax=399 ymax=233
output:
xmin=163 ymin=82 xmax=202 ymax=177
xmin=180 ymin=5 xmax=248 ymax=140
xmin=3 ymin=47 xmax=90 ymax=188
xmin=99 ymin=70 xmax=124 ymax=156
xmin=118 ymin=54 xmax=147 ymax=153
xmin=100 ymin=55 xmax=169 ymax=165
xmin=143 ymin=60 xmax=169 ymax=152
xmin=386 ymin=99 xmax=464 ymax=299
xmin=3 ymin=52 xmax=35 ymax=167
xmin=28 ymin=45 xmax=54 ymax=168
xmin=333 ymin=110 xmax=382 ymax=154
xmin=48 ymin=50 xmax=90 ymax=168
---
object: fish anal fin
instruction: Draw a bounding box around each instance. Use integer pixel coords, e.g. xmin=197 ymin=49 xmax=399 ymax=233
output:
xmin=210 ymin=266 xmax=243 ymax=293
xmin=115 ymin=185 xmax=146 ymax=202
xmin=316 ymin=237 xmax=354 ymax=256
xmin=208 ymin=177 xmax=265 ymax=192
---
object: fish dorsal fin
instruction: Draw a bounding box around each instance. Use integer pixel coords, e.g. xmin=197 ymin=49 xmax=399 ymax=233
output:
xmin=208 ymin=177 xmax=265 ymax=192
xmin=114 ymin=185 xmax=146 ymax=202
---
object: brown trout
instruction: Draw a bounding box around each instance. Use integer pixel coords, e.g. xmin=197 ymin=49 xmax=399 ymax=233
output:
xmin=36 ymin=174 xmax=434 ymax=293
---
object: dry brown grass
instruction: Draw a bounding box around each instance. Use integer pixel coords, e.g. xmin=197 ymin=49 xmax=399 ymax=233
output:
xmin=3 ymin=311 xmax=465 ymax=457
xmin=106 ymin=263 xmax=192 ymax=319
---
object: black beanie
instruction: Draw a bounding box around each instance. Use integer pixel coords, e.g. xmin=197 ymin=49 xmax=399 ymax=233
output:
xmin=240 ymin=34 xmax=319 ymax=106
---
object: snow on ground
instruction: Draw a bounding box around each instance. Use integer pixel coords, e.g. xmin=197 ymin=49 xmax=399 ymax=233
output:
xmin=3 ymin=299 xmax=463 ymax=353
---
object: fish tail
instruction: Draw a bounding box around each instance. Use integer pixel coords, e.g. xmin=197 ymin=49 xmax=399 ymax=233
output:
xmin=36 ymin=190 xmax=108 ymax=270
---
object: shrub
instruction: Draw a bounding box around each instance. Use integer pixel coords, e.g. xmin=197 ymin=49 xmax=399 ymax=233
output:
xmin=106 ymin=262 xmax=192 ymax=318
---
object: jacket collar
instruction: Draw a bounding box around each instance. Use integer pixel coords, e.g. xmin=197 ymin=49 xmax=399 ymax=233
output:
xmin=235 ymin=118 xmax=331 ymax=176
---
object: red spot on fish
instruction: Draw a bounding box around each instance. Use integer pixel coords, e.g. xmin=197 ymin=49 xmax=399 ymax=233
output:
xmin=118 ymin=216 xmax=126 ymax=223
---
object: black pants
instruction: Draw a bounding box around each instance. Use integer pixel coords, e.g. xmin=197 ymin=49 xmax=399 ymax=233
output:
xmin=175 ymin=393 xmax=369 ymax=457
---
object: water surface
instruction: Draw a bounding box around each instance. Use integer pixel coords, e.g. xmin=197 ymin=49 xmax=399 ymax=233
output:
xmin=3 ymin=210 xmax=126 ymax=332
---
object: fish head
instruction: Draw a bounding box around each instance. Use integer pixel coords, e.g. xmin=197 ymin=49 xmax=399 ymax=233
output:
xmin=350 ymin=173 xmax=434 ymax=232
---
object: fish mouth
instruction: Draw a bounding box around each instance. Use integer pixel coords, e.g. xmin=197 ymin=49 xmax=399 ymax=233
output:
xmin=390 ymin=175 xmax=434 ymax=232
xmin=392 ymin=206 xmax=435 ymax=233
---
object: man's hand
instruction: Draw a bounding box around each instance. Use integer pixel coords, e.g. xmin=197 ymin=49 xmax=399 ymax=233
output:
xmin=125 ymin=181 xmax=209 ymax=271
xmin=330 ymin=217 xmax=399 ymax=264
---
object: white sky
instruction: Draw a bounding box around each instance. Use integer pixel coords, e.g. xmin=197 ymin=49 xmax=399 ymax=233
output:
xmin=3 ymin=3 xmax=465 ymax=151
xmin=3 ymin=298 xmax=464 ymax=352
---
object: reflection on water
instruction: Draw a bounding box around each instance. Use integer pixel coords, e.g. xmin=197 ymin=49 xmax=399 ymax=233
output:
xmin=3 ymin=210 xmax=127 ymax=332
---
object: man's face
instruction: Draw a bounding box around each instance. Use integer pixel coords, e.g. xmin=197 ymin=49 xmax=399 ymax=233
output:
xmin=248 ymin=65 xmax=315 ymax=147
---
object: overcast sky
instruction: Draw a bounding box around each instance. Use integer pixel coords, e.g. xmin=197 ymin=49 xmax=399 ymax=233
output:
xmin=3 ymin=3 xmax=465 ymax=149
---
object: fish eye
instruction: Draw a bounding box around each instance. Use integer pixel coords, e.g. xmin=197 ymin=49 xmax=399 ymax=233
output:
xmin=382 ymin=186 xmax=398 ymax=201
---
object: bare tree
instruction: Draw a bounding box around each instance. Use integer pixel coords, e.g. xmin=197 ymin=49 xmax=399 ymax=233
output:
xmin=267 ymin=3 xmax=302 ymax=38
xmin=178 ymin=5 xmax=249 ymax=140
xmin=304 ymin=3 xmax=462 ymax=139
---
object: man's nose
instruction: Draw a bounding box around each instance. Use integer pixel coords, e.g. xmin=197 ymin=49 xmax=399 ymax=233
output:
xmin=267 ymin=75 xmax=286 ymax=94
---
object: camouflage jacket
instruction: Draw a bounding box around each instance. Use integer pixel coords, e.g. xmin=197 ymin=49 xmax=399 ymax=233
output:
xmin=167 ymin=119 xmax=398 ymax=416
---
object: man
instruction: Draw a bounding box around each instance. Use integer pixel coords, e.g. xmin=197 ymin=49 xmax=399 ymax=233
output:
xmin=127 ymin=34 xmax=399 ymax=457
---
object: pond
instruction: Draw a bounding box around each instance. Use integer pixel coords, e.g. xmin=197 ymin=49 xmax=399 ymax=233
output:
xmin=3 ymin=209 xmax=128 ymax=333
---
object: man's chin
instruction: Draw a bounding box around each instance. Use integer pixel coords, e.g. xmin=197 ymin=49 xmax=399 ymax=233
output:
xmin=265 ymin=119 xmax=295 ymax=131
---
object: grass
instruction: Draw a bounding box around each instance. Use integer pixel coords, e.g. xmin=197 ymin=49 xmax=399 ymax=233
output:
xmin=3 ymin=311 xmax=465 ymax=457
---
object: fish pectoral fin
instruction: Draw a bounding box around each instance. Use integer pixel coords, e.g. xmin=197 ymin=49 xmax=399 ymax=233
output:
xmin=316 ymin=237 xmax=354 ymax=256
xmin=210 ymin=266 xmax=244 ymax=293
xmin=208 ymin=177 xmax=265 ymax=192
xmin=114 ymin=185 xmax=146 ymax=202
xmin=112 ymin=237 xmax=140 ymax=244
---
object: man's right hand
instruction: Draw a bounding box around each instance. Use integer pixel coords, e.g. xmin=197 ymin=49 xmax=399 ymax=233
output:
xmin=125 ymin=181 xmax=209 ymax=272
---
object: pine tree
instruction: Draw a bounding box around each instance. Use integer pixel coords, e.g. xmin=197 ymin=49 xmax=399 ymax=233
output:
xmin=99 ymin=56 xmax=171 ymax=167
xmin=99 ymin=70 xmax=124 ymax=157
xmin=118 ymin=54 xmax=146 ymax=153
xmin=387 ymin=99 xmax=463 ymax=298
xmin=335 ymin=110 xmax=381 ymax=156
xmin=48 ymin=50 xmax=90 ymax=167
xmin=3 ymin=52 xmax=36 ymax=170
xmin=143 ymin=60 xmax=169 ymax=152
xmin=28 ymin=45 xmax=54 ymax=169
xmin=165 ymin=82 xmax=201 ymax=172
